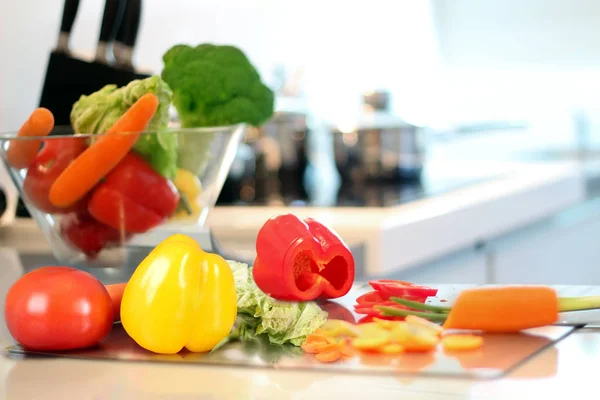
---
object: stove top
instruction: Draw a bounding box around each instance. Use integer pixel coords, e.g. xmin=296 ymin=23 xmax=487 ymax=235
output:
xmin=218 ymin=166 xmax=506 ymax=208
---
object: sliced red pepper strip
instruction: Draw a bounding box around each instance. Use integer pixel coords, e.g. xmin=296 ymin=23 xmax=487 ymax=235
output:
xmin=356 ymin=291 xmax=390 ymax=305
xmin=87 ymin=153 xmax=180 ymax=233
xmin=356 ymin=291 xmax=429 ymax=306
xmin=369 ymin=280 xmax=438 ymax=298
xmin=253 ymin=214 xmax=355 ymax=301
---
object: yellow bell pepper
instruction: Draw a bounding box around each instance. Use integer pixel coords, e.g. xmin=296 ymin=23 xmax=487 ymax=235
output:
xmin=171 ymin=168 xmax=202 ymax=221
xmin=120 ymin=234 xmax=237 ymax=354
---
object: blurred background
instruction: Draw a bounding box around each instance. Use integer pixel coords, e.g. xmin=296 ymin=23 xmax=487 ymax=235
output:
xmin=1 ymin=0 xmax=600 ymax=284
xmin=3 ymin=0 xmax=600 ymax=206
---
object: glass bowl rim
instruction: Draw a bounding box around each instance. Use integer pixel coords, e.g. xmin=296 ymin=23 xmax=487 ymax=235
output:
xmin=0 ymin=123 xmax=247 ymax=141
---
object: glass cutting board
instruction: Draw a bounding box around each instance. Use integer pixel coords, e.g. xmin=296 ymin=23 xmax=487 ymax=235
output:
xmin=5 ymin=282 xmax=576 ymax=381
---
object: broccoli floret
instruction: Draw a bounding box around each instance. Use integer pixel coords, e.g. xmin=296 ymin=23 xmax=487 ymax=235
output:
xmin=161 ymin=44 xmax=274 ymax=128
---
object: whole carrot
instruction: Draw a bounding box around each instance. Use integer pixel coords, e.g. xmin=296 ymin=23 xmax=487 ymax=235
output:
xmin=6 ymin=108 xmax=54 ymax=169
xmin=49 ymin=93 xmax=159 ymax=208
xmin=105 ymin=283 xmax=127 ymax=322
xmin=442 ymin=286 xmax=558 ymax=332
xmin=379 ymin=285 xmax=600 ymax=333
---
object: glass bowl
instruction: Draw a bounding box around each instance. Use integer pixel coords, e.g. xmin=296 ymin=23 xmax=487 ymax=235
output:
xmin=0 ymin=124 xmax=246 ymax=266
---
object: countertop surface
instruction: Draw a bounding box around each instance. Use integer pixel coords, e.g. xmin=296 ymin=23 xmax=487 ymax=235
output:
xmin=206 ymin=160 xmax=586 ymax=276
xmin=2 ymin=247 xmax=600 ymax=400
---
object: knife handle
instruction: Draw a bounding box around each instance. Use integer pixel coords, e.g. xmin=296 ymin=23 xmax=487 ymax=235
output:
xmin=114 ymin=0 xmax=141 ymax=68
xmin=60 ymin=0 xmax=80 ymax=34
xmin=98 ymin=0 xmax=125 ymax=43
xmin=115 ymin=0 xmax=142 ymax=48
xmin=57 ymin=0 xmax=80 ymax=53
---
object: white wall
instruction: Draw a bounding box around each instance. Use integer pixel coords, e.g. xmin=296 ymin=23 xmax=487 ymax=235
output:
xmin=432 ymin=0 xmax=600 ymax=68
xmin=0 ymin=0 xmax=440 ymax=132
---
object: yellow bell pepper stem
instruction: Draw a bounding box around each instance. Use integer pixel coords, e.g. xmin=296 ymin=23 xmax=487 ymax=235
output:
xmin=120 ymin=234 xmax=237 ymax=354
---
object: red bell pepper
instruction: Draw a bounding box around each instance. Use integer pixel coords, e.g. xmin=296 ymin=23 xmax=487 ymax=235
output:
xmin=61 ymin=211 xmax=130 ymax=258
xmin=252 ymin=214 xmax=355 ymax=301
xmin=87 ymin=153 xmax=180 ymax=233
xmin=368 ymin=280 xmax=438 ymax=299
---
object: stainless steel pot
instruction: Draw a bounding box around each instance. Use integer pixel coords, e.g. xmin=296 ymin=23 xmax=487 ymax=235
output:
xmin=332 ymin=114 xmax=425 ymax=182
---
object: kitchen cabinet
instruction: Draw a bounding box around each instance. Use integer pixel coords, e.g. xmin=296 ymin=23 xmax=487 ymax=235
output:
xmin=390 ymin=248 xmax=488 ymax=284
xmin=489 ymin=198 xmax=600 ymax=285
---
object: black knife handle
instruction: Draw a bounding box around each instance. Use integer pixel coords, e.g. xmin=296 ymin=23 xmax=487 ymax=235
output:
xmin=98 ymin=0 xmax=125 ymax=43
xmin=115 ymin=0 xmax=142 ymax=48
xmin=60 ymin=0 xmax=80 ymax=34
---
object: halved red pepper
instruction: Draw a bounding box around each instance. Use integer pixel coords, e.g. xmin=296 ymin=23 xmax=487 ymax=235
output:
xmin=252 ymin=214 xmax=355 ymax=301
xmin=87 ymin=153 xmax=180 ymax=233
xmin=368 ymin=280 xmax=438 ymax=299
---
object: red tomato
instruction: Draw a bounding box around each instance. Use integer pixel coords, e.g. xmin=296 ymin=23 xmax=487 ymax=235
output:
xmin=22 ymin=137 xmax=88 ymax=214
xmin=60 ymin=212 xmax=129 ymax=258
xmin=4 ymin=266 xmax=114 ymax=351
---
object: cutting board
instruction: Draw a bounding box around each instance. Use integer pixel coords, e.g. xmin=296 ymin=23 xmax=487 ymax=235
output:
xmin=4 ymin=284 xmax=577 ymax=380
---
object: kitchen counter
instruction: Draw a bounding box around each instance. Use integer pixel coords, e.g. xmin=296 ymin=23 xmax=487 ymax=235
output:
xmin=0 ymin=160 xmax=585 ymax=280
xmin=207 ymin=160 xmax=585 ymax=277
xmin=1 ymin=248 xmax=600 ymax=400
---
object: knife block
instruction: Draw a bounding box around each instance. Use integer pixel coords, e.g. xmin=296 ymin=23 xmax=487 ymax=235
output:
xmin=39 ymin=51 xmax=151 ymax=126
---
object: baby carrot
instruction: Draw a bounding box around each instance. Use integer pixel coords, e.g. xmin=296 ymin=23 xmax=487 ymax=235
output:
xmin=49 ymin=93 xmax=158 ymax=208
xmin=105 ymin=283 xmax=127 ymax=322
xmin=442 ymin=286 xmax=559 ymax=332
xmin=6 ymin=108 xmax=54 ymax=169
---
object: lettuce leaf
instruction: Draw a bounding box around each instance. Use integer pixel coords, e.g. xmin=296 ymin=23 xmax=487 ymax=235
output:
xmin=70 ymin=76 xmax=177 ymax=179
xmin=227 ymin=260 xmax=328 ymax=347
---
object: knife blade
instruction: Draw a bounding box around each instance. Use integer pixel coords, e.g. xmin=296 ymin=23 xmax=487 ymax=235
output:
xmin=55 ymin=0 xmax=81 ymax=54
xmin=96 ymin=0 xmax=126 ymax=64
xmin=114 ymin=0 xmax=142 ymax=70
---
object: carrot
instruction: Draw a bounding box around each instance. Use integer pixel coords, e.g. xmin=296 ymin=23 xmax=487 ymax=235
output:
xmin=380 ymin=285 xmax=600 ymax=333
xmin=48 ymin=93 xmax=159 ymax=207
xmin=105 ymin=283 xmax=127 ymax=322
xmin=315 ymin=350 xmax=341 ymax=363
xmin=305 ymin=333 xmax=329 ymax=344
xmin=301 ymin=342 xmax=323 ymax=354
xmin=352 ymin=335 xmax=390 ymax=351
xmin=6 ymin=108 xmax=54 ymax=169
xmin=379 ymin=343 xmax=405 ymax=354
xmin=442 ymin=286 xmax=558 ymax=333
xmin=442 ymin=334 xmax=483 ymax=352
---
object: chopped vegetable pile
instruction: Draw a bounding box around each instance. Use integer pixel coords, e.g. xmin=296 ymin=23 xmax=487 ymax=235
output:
xmin=302 ymin=317 xmax=483 ymax=364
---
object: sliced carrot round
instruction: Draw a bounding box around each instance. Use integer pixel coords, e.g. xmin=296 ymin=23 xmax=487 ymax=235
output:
xmin=315 ymin=350 xmax=341 ymax=363
xmin=442 ymin=334 xmax=483 ymax=351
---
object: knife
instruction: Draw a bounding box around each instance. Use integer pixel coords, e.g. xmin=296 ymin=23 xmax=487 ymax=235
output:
xmin=55 ymin=0 xmax=81 ymax=54
xmin=113 ymin=0 xmax=142 ymax=70
xmin=96 ymin=0 xmax=126 ymax=64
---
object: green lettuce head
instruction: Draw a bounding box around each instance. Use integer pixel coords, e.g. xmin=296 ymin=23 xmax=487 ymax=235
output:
xmin=70 ymin=76 xmax=177 ymax=179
